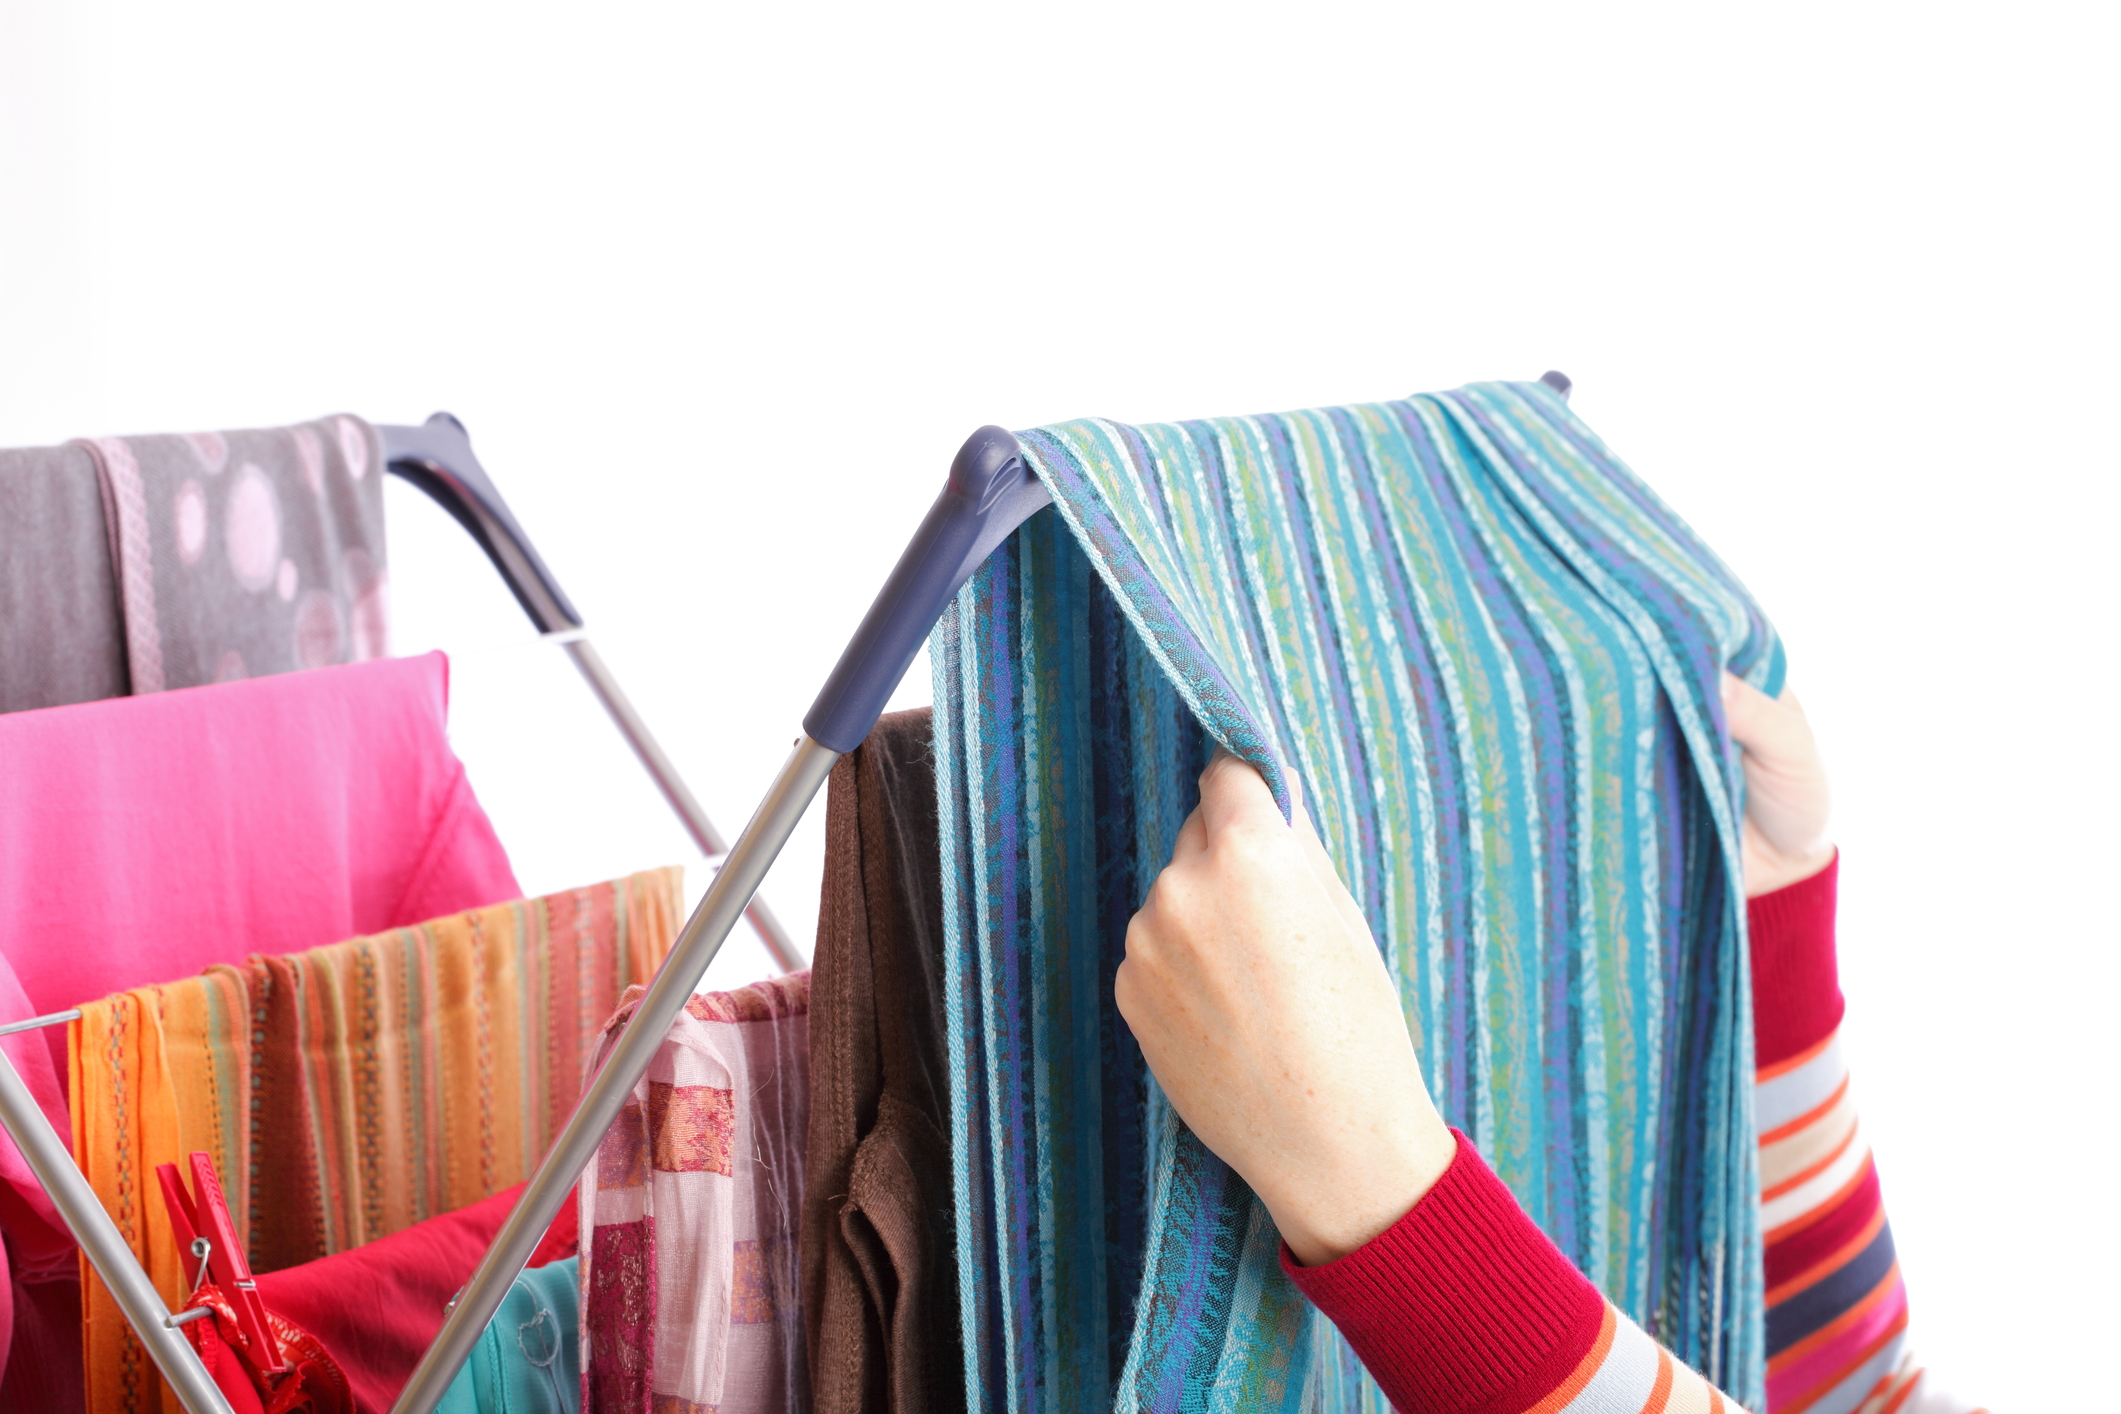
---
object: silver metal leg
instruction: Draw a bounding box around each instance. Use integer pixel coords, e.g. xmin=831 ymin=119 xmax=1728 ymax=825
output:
xmin=0 ymin=1047 xmax=235 ymax=1414
xmin=388 ymin=734 xmax=840 ymax=1414
xmin=559 ymin=635 xmax=808 ymax=972
xmin=381 ymin=419 xmax=808 ymax=976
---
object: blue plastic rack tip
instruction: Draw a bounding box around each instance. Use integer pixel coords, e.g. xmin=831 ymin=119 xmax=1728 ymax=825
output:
xmin=380 ymin=413 xmax=583 ymax=632
xmin=802 ymin=425 xmax=1051 ymax=754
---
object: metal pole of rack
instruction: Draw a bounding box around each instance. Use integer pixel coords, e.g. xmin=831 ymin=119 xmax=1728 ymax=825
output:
xmin=379 ymin=414 xmax=806 ymax=972
xmin=0 ymin=1043 xmax=235 ymax=1414
xmin=558 ymin=633 xmax=804 ymax=970
xmin=390 ymin=424 xmax=1049 ymax=1413
xmin=391 ymin=733 xmax=837 ymax=1414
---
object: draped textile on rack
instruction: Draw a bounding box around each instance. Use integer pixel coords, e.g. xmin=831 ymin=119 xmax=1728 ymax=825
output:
xmin=0 ymin=442 xmax=129 ymax=713
xmin=254 ymin=1177 xmax=580 ymax=1414
xmin=580 ymin=973 xmax=812 ymax=1414
xmin=802 ymin=708 xmax=963 ymax=1414
xmin=174 ymin=1281 xmax=354 ymax=1414
xmin=0 ymin=652 xmax=520 ymax=1410
xmin=182 ymin=1207 xmax=582 ymax=1414
xmin=436 ymin=1257 xmax=583 ymax=1414
xmin=929 ymin=381 xmax=1783 ymax=1412
xmin=0 ymin=414 xmax=389 ymax=713
xmin=68 ymin=869 xmax=681 ymax=1414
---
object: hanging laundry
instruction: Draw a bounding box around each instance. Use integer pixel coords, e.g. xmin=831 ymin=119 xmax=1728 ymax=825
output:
xmin=930 ymin=381 xmax=1784 ymax=1411
xmin=802 ymin=708 xmax=962 ymax=1414
xmin=68 ymin=869 xmax=680 ymax=1414
xmin=175 ymin=1285 xmax=353 ymax=1414
xmin=580 ymin=973 xmax=811 ymax=1414
xmin=0 ymin=652 xmax=520 ymax=1409
xmin=0 ymin=415 xmax=388 ymax=714
xmin=436 ymin=1258 xmax=581 ymax=1414
xmin=159 ymin=1150 xmax=355 ymax=1414
xmin=251 ymin=1178 xmax=580 ymax=1414
xmin=0 ymin=415 xmax=391 ymax=709
xmin=0 ymin=442 xmax=130 ymax=712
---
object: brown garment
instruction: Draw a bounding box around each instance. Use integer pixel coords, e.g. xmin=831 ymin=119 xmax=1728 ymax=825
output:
xmin=803 ymin=708 xmax=963 ymax=1414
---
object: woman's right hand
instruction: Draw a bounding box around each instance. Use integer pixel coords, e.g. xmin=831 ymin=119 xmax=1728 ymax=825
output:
xmin=1113 ymin=751 xmax=1457 ymax=1269
xmin=1721 ymin=672 xmax=1836 ymax=897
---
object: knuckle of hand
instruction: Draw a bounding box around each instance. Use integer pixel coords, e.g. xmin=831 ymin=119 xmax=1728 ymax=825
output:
xmin=1214 ymin=824 xmax=1285 ymax=874
xmin=1123 ymin=913 xmax=1171 ymax=968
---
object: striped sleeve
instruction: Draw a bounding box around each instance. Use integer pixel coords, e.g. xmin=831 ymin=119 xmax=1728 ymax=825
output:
xmin=1751 ymin=860 xmax=1982 ymax=1414
xmin=1281 ymin=860 xmax=1987 ymax=1414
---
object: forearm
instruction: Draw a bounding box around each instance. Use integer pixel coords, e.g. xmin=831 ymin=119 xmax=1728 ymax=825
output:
xmin=1282 ymin=1134 xmax=1741 ymax=1412
xmin=1751 ymin=856 xmax=1934 ymax=1414
xmin=1282 ymin=860 xmax=1969 ymax=1414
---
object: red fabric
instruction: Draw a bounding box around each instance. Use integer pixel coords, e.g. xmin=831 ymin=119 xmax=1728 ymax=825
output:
xmin=1280 ymin=1132 xmax=1606 ymax=1414
xmin=1748 ymin=853 xmax=1843 ymax=1068
xmin=252 ymin=1183 xmax=577 ymax=1414
xmin=0 ymin=1266 xmax=81 ymax=1413
xmin=180 ymin=1284 xmax=352 ymax=1414
xmin=188 ymin=1315 xmax=270 ymax=1414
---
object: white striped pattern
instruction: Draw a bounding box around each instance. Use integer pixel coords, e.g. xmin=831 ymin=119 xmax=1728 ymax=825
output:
xmin=1542 ymin=1305 xmax=1731 ymax=1414
xmin=1756 ymin=1032 xmax=1847 ymax=1134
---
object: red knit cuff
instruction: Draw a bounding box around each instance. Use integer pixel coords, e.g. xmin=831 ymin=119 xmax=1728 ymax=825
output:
xmin=1280 ymin=1131 xmax=1606 ymax=1414
xmin=1748 ymin=851 xmax=1843 ymax=1069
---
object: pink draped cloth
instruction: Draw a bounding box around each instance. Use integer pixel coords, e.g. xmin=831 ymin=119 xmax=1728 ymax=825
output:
xmin=0 ymin=652 xmax=520 ymax=1402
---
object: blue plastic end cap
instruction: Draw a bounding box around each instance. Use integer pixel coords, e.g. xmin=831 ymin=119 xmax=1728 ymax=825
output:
xmin=801 ymin=423 xmax=1046 ymax=755
xmin=1539 ymin=370 xmax=1573 ymax=399
xmin=950 ymin=425 xmax=1028 ymax=510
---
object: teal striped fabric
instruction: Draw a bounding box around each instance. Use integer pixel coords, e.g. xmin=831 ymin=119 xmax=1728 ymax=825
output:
xmin=930 ymin=380 xmax=1781 ymax=1412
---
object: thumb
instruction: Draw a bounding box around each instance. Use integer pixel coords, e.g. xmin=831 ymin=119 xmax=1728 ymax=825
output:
xmin=1194 ymin=749 xmax=1284 ymax=840
xmin=1721 ymin=671 xmax=1811 ymax=766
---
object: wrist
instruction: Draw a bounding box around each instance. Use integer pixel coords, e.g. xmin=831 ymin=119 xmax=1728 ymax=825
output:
xmin=1744 ymin=840 xmax=1835 ymax=898
xmin=1271 ymin=1111 xmax=1458 ymax=1268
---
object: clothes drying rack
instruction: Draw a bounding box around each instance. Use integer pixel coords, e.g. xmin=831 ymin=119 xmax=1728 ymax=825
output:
xmin=0 ymin=373 xmax=1573 ymax=1414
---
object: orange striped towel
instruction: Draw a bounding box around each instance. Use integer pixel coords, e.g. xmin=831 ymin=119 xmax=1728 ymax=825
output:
xmin=70 ymin=867 xmax=681 ymax=1414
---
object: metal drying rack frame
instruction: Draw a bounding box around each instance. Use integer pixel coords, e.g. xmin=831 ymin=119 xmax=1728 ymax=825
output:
xmin=0 ymin=407 xmax=813 ymax=1414
xmin=0 ymin=373 xmax=1573 ymax=1414
xmin=378 ymin=412 xmax=807 ymax=976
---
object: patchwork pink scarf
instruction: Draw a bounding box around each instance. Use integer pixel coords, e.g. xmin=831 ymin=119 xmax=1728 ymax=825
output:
xmin=580 ymin=973 xmax=811 ymax=1413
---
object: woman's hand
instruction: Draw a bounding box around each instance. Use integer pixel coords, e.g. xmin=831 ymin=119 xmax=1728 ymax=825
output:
xmin=1114 ymin=751 xmax=1457 ymax=1268
xmin=1722 ymin=672 xmax=1836 ymax=897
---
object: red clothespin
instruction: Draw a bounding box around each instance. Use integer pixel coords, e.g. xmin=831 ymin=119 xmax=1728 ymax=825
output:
xmin=155 ymin=1162 xmax=208 ymax=1290
xmin=156 ymin=1151 xmax=286 ymax=1375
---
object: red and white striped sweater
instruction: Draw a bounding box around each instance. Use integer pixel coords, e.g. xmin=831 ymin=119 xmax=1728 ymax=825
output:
xmin=1282 ymin=858 xmax=1983 ymax=1414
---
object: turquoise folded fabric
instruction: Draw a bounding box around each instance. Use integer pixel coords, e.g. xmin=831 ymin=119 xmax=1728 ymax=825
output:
xmin=930 ymin=381 xmax=1781 ymax=1412
xmin=436 ymin=1258 xmax=580 ymax=1414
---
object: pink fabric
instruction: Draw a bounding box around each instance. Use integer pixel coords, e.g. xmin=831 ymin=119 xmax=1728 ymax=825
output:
xmin=0 ymin=653 xmax=518 ymax=1347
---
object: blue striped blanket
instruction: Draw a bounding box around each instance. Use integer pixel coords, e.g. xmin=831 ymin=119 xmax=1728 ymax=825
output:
xmin=930 ymin=380 xmax=1781 ymax=1412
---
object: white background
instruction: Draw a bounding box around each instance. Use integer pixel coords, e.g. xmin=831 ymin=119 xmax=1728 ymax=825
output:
xmin=3 ymin=3 xmax=2113 ymax=1404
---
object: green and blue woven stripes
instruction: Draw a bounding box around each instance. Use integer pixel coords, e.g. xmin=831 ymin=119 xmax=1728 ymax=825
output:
xmin=931 ymin=380 xmax=1780 ymax=1412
